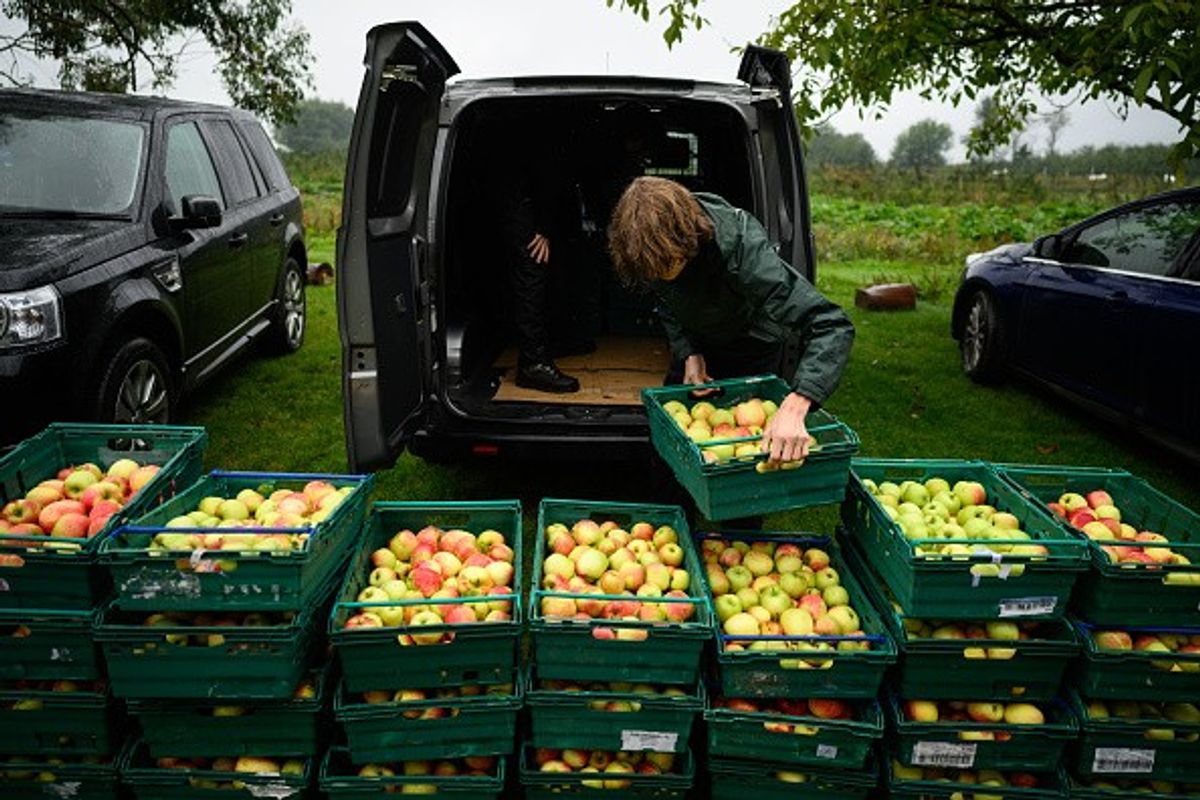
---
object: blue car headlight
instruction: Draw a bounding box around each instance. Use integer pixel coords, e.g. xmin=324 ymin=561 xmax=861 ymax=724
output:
xmin=0 ymin=285 xmax=63 ymax=348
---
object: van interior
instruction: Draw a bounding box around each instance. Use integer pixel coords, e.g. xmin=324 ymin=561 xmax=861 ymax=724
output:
xmin=440 ymin=96 xmax=754 ymax=419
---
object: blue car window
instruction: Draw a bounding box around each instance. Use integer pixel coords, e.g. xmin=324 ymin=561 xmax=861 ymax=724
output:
xmin=1068 ymin=201 xmax=1200 ymax=277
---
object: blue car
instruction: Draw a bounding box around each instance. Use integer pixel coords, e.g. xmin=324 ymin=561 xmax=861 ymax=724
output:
xmin=951 ymin=187 xmax=1200 ymax=458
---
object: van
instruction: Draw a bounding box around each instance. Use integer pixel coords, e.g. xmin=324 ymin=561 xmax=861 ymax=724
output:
xmin=338 ymin=22 xmax=813 ymax=471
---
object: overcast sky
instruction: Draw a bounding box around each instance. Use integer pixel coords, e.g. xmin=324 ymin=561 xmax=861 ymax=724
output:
xmin=4 ymin=0 xmax=1185 ymax=162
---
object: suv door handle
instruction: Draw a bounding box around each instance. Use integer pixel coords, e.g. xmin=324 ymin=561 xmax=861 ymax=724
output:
xmin=268 ymin=213 xmax=285 ymax=226
xmin=228 ymin=232 xmax=249 ymax=248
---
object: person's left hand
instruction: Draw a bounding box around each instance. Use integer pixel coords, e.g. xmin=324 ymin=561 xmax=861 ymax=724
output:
xmin=760 ymin=392 xmax=813 ymax=464
xmin=527 ymin=233 xmax=551 ymax=264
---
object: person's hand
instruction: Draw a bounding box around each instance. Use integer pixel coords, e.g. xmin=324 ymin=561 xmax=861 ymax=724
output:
xmin=761 ymin=392 xmax=813 ymax=464
xmin=682 ymin=354 xmax=713 ymax=389
xmin=526 ymin=233 xmax=551 ymax=264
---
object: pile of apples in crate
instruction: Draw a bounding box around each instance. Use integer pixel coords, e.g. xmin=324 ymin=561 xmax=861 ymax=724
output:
xmin=702 ymin=538 xmax=869 ymax=649
xmin=862 ymin=477 xmax=1048 ymax=565
xmin=537 ymin=518 xmax=695 ymax=630
xmin=342 ymin=524 xmax=517 ymax=640
xmin=532 ymin=748 xmax=677 ymax=785
xmin=0 ymin=459 xmax=159 ymax=543
xmin=1048 ymin=488 xmax=1193 ymax=572
xmin=662 ymin=397 xmax=814 ymax=472
xmin=148 ymin=480 xmax=355 ymax=555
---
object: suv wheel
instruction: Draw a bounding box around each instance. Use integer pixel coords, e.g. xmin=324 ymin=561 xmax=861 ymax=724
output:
xmin=266 ymin=257 xmax=306 ymax=354
xmin=960 ymin=290 xmax=1004 ymax=383
xmin=93 ymin=337 xmax=175 ymax=425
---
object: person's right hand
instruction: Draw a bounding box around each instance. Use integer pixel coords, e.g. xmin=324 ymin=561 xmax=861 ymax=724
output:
xmin=526 ymin=233 xmax=551 ymax=264
xmin=683 ymin=354 xmax=713 ymax=388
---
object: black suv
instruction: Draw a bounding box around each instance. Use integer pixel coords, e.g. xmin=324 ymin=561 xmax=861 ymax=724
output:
xmin=339 ymin=23 xmax=812 ymax=470
xmin=0 ymin=89 xmax=306 ymax=440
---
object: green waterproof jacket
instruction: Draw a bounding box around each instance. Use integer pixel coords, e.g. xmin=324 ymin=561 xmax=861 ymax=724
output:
xmin=653 ymin=193 xmax=855 ymax=406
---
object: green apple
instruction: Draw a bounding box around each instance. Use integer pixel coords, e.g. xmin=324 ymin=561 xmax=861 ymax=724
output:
xmin=714 ymin=594 xmax=743 ymax=622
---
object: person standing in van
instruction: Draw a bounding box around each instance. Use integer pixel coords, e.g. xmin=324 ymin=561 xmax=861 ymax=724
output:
xmin=607 ymin=176 xmax=854 ymax=464
xmin=495 ymin=128 xmax=598 ymax=394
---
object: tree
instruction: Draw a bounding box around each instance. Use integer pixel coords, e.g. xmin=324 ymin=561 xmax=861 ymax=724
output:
xmin=275 ymin=99 xmax=354 ymax=154
xmin=1042 ymin=108 xmax=1070 ymax=158
xmin=0 ymin=1 xmax=312 ymax=125
xmin=806 ymin=123 xmax=877 ymax=168
xmin=890 ymin=119 xmax=953 ymax=176
xmin=608 ymin=1 xmax=1200 ymax=164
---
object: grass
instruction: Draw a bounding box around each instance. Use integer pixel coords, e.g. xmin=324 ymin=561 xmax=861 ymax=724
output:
xmin=176 ymin=234 xmax=1200 ymax=526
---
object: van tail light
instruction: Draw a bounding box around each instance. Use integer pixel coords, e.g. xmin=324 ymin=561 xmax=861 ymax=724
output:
xmin=472 ymin=444 xmax=500 ymax=456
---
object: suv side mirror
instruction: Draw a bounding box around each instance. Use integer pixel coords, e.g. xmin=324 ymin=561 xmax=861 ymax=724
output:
xmin=179 ymin=195 xmax=222 ymax=229
xmin=1035 ymin=234 xmax=1062 ymax=260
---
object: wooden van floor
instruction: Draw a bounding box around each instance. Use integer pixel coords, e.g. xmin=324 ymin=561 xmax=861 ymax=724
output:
xmin=491 ymin=336 xmax=670 ymax=405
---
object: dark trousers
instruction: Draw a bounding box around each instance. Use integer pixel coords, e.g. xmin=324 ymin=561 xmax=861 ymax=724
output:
xmin=509 ymin=237 xmax=603 ymax=366
xmin=655 ymin=336 xmax=786 ymax=530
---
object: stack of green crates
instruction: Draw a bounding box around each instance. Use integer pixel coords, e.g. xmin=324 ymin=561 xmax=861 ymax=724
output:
xmin=324 ymin=501 xmax=523 ymax=798
xmin=840 ymin=458 xmax=1089 ymax=797
xmin=0 ymin=423 xmax=207 ymax=800
xmin=521 ymin=498 xmax=711 ymax=797
xmin=995 ymin=463 xmax=1200 ymax=792
xmin=699 ymin=529 xmax=893 ymax=800
xmin=92 ymin=469 xmax=372 ymax=799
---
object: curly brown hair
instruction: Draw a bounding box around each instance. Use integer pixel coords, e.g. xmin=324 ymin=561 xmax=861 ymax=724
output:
xmin=607 ymin=176 xmax=714 ymax=287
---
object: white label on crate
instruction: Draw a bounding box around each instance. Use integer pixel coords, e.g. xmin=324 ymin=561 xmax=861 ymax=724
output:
xmin=620 ymin=730 xmax=678 ymax=752
xmin=44 ymin=782 xmax=81 ymax=798
xmin=911 ymin=741 xmax=977 ymax=769
xmin=49 ymin=648 xmax=71 ymax=662
xmin=0 ymin=579 xmax=9 ymax=592
xmin=816 ymin=744 xmax=839 ymax=760
xmin=998 ymin=596 xmax=1057 ymax=617
xmin=246 ymin=783 xmax=299 ymax=799
xmin=1092 ymin=748 xmax=1155 ymax=774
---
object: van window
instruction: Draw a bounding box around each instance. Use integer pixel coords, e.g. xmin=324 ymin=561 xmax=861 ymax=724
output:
xmin=644 ymin=131 xmax=699 ymax=177
xmin=165 ymin=121 xmax=224 ymax=214
xmin=203 ymin=120 xmax=260 ymax=206
xmin=368 ymin=82 xmax=429 ymax=217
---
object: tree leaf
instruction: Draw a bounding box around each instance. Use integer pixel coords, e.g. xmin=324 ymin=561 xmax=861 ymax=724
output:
xmin=1133 ymin=63 xmax=1155 ymax=103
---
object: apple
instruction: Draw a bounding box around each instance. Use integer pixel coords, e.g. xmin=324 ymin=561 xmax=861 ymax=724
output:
xmin=905 ymin=700 xmax=939 ymax=722
xmin=1003 ymin=703 xmax=1044 ymax=725
xmin=62 ymin=469 xmax=98 ymax=499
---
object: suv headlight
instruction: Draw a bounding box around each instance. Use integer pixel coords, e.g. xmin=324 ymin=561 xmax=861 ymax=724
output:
xmin=0 ymin=286 xmax=63 ymax=348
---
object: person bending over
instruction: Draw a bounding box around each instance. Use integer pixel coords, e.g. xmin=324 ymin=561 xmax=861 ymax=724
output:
xmin=607 ymin=176 xmax=854 ymax=463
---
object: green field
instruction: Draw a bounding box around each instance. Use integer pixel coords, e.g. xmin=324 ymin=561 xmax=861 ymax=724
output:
xmin=177 ymin=167 xmax=1200 ymax=522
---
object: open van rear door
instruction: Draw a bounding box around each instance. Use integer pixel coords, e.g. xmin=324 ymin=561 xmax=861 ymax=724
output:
xmin=338 ymin=22 xmax=458 ymax=472
xmin=738 ymin=45 xmax=815 ymax=282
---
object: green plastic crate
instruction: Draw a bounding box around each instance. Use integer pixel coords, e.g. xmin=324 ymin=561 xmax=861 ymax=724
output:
xmin=0 ymin=423 xmax=207 ymax=611
xmin=335 ymin=678 xmax=520 ymax=763
xmin=995 ymin=464 xmax=1200 ymax=627
xmin=887 ymin=759 xmax=1066 ymax=799
xmin=96 ymin=596 xmax=328 ymax=700
xmin=705 ymin=696 xmax=882 ymax=770
xmin=842 ymin=459 xmax=1088 ymax=620
xmin=846 ymin=542 xmax=1079 ymax=702
xmin=120 ymin=740 xmax=312 ymax=799
xmin=0 ymin=608 xmax=102 ymax=681
xmin=1074 ymin=619 xmax=1200 ymax=701
xmin=1068 ymin=689 xmax=1200 ymax=782
xmin=704 ymin=532 xmax=896 ymax=699
xmin=642 ymin=375 xmax=860 ymax=520
xmin=709 ymin=757 xmax=878 ymax=800
xmin=127 ymin=665 xmax=329 ymax=758
xmin=100 ymin=470 xmax=373 ymax=613
xmin=529 ymin=499 xmax=712 ymax=685
xmin=887 ymin=691 xmax=1078 ymax=773
xmin=1068 ymin=773 xmax=1200 ymax=799
xmin=0 ymin=682 xmax=113 ymax=755
xmin=519 ymin=746 xmax=694 ymax=799
xmin=525 ymin=670 xmax=703 ymax=753
xmin=319 ymin=748 xmax=504 ymax=799
xmin=329 ymin=500 xmax=523 ymax=692
xmin=0 ymin=751 xmax=120 ymax=800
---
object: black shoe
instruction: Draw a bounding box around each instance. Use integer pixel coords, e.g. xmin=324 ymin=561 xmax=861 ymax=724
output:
xmin=550 ymin=337 xmax=597 ymax=358
xmin=516 ymin=361 xmax=580 ymax=393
